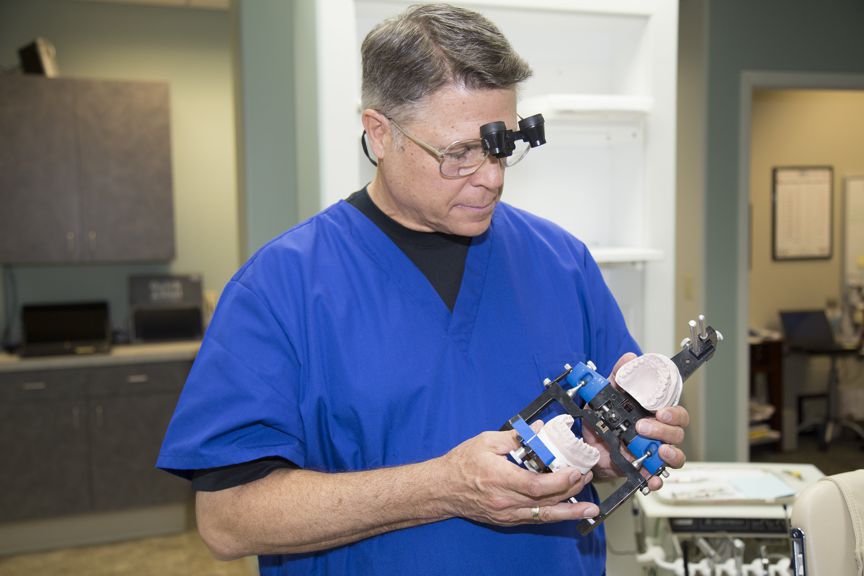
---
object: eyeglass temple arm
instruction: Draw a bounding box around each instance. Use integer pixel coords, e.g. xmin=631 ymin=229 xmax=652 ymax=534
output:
xmin=361 ymin=131 xmax=378 ymax=167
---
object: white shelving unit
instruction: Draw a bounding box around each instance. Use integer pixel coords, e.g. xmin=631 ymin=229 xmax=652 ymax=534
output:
xmin=302 ymin=0 xmax=678 ymax=350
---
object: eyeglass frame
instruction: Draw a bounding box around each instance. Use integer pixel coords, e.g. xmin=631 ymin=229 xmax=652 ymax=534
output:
xmin=390 ymin=117 xmax=496 ymax=179
xmin=360 ymin=114 xmax=531 ymax=180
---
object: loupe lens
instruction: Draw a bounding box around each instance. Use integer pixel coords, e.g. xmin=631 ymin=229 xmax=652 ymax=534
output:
xmin=518 ymin=114 xmax=546 ymax=148
xmin=480 ymin=121 xmax=511 ymax=158
xmin=503 ymin=139 xmax=530 ymax=167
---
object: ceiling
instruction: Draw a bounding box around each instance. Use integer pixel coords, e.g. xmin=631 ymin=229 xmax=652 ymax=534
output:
xmin=79 ymin=0 xmax=229 ymax=10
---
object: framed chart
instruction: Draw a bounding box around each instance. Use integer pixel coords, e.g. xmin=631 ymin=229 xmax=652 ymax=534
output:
xmin=772 ymin=166 xmax=833 ymax=261
xmin=844 ymin=175 xmax=864 ymax=284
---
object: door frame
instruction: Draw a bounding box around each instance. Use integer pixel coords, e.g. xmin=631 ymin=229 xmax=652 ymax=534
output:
xmin=737 ymin=71 xmax=864 ymax=458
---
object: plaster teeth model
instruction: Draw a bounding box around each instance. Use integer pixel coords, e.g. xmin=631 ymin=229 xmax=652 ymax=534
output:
xmin=536 ymin=414 xmax=600 ymax=474
xmin=614 ymin=353 xmax=683 ymax=411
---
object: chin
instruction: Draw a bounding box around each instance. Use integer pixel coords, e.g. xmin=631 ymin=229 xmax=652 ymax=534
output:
xmin=449 ymin=217 xmax=493 ymax=237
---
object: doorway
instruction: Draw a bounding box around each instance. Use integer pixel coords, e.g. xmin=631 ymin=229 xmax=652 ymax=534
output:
xmin=740 ymin=73 xmax=864 ymax=472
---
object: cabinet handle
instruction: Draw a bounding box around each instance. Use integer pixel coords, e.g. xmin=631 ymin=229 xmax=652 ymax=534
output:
xmin=21 ymin=381 xmax=47 ymax=391
xmin=127 ymin=374 xmax=149 ymax=384
xmin=88 ymin=230 xmax=96 ymax=253
xmin=72 ymin=406 xmax=80 ymax=429
xmin=66 ymin=231 xmax=75 ymax=253
xmin=95 ymin=405 xmax=103 ymax=428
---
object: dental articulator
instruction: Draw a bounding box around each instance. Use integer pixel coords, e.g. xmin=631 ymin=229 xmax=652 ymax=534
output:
xmin=502 ymin=315 xmax=722 ymax=534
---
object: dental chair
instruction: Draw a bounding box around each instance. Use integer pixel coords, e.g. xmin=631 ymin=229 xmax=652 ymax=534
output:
xmin=791 ymin=469 xmax=864 ymax=575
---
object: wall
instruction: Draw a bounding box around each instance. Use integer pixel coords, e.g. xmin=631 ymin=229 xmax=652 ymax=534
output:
xmin=0 ymin=0 xmax=238 ymax=339
xmin=232 ymin=0 xmax=299 ymax=259
xmin=749 ymin=90 xmax=864 ymax=330
xmin=675 ymin=0 xmax=708 ymax=460
xmin=703 ymin=0 xmax=864 ymax=460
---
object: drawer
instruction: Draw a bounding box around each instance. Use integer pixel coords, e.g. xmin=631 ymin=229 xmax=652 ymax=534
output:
xmin=0 ymin=369 xmax=87 ymax=403
xmin=750 ymin=340 xmax=782 ymax=367
xmin=88 ymin=361 xmax=191 ymax=397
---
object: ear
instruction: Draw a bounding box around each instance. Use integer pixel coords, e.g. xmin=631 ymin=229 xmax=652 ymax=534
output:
xmin=361 ymin=109 xmax=391 ymax=161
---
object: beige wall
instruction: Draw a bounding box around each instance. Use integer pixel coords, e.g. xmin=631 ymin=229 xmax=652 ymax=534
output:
xmin=749 ymin=89 xmax=864 ymax=331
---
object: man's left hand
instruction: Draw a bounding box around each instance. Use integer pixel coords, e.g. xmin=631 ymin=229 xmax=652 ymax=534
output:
xmin=583 ymin=352 xmax=690 ymax=492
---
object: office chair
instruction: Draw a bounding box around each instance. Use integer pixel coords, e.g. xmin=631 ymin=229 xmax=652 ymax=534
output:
xmin=779 ymin=310 xmax=864 ymax=450
xmin=790 ymin=469 xmax=864 ymax=575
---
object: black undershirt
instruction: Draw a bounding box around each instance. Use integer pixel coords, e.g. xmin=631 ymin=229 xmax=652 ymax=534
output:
xmin=191 ymin=187 xmax=471 ymax=492
xmin=345 ymin=188 xmax=471 ymax=311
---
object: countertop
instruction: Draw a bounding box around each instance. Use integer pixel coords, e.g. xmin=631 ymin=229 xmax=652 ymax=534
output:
xmin=636 ymin=461 xmax=823 ymax=520
xmin=0 ymin=340 xmax=200 ymax=373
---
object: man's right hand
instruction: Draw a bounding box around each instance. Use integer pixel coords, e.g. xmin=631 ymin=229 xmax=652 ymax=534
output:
xmin=196 ymin=421 xmax=599 ymax=560
xmin=437 ymin=422 xmax=599 ymax=525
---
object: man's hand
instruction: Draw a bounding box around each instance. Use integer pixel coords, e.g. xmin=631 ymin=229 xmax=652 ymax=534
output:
xmin=583 ymin=352 xmax=690 ymax=491
xmin=438 ymin=423 xmax=599 ymax=525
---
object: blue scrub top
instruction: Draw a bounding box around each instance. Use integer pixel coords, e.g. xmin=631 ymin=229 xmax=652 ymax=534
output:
xmin=158 ymin=200 xmax=639 ymax=575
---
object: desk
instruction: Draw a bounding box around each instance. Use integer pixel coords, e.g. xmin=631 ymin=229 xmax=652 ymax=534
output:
xmin=749 ymin=339 xmax=784 ymax=449
xmin=792 ymin=344 xmax=863 ymax=450
xmin=637 ymin=462 xmax=823 ymax=522
xmin=634 ymin=462 xmax=823 ymax=574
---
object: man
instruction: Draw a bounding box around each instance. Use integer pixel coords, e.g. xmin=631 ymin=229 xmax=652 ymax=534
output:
xmin=158 ymin=4 xmax=689 ymax=574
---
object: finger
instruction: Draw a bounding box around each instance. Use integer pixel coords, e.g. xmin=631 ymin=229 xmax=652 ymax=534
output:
xmin=655 ymin=405 xmax=690 ymax=428
xmin=638 ymin=446 xmax=685 ymax=494
xmin=524 ymin=500 xmax=601 ymax=524
xmin=645 ymin=446 xmax=686 ymax=492
xmin=646 ymin=475 xmax=664 ymax=491
xmin=490 ymin=420 xmax=547 ymax=456
xmin=608 ymin=352 xmax=638 ymax=384
xmin=510 ymin=467 xmax=593 ymax=503
xmin=634 ymin=418 xmax=685 ymax=445
xmin=483 ymin=429 xmax=530 ymax=456
xmin=658 ymin=444 xmax=686 ymax=469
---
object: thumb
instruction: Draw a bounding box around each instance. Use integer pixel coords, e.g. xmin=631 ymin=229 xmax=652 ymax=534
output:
xmin=490 ymin=419 xmax=545 ymax=455
xmin=609 ymin=352 xmax=638 ymax=386
xmin=494 ymin=429 xmax=524 ymax=455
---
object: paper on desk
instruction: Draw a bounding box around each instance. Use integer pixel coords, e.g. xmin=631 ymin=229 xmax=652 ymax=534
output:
xmin=656 ymin=468 xmax=795 ymax=504
xmin=730 ymin=474 xmax=795 ymax=501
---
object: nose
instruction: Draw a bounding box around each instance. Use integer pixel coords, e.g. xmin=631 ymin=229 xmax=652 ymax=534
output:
xmin=470 ymin=154 xmax=504 ymax=189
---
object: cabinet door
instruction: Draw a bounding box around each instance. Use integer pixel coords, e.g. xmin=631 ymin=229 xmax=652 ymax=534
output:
xmin=0 ymin=371 xmax=91 ymax=521
xmin=0 ymin=77 xmax=81 ymax=263
xmin=88 ymin=363 xmax=190 ymax=511
xmin=75 ymin=80 xmax=175 ymax=262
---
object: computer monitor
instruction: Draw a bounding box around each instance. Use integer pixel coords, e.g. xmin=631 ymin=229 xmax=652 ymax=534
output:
xmin=779 ymin=310 xmax=838 ymax=352
xmin=19 ymin=301 xmax=111 ymax=357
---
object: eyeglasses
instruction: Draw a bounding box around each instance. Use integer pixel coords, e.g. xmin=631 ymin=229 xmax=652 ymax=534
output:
xmin=386 ymin=117 xmax=532 ymax=179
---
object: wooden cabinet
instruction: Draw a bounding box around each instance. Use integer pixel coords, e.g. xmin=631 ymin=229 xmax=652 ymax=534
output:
xmin=0 ymin=360 xmax=190 ymax=522
xmin=0 ymin=78 xmax=80 ymax=262
xmin=0 ymin=371 xmax=90 ymax=522
xmin=87 ymin=364 xmax=189 ymax=511
xmin=0 ymin=76 xmax=174 ymax=264
xmin=749 ymin=339 xmax=784 ymax=450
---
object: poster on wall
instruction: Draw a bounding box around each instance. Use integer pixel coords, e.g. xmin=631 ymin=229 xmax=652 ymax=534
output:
xmin=772 ymin=166 xmax=833 ymax=261
xmin=845 ymin=176 xmax=864 ymax=284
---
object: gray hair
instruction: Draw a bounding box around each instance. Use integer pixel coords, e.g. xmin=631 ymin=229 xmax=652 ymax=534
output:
xmin=361 ymin=3 xmax=532 ymax=121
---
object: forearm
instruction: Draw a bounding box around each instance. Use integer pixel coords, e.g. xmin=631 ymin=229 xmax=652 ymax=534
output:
xmin=196 ymin=457 xmax=453 ymax=559
xmin=197 ymin=429 xmax=599 ymax=560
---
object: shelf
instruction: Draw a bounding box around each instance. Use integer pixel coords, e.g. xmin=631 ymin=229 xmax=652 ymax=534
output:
xmin=312 ymin=0 xmax=679 ymax=353
xmin=749 ymin=432 xmax=782 ymax=446
xmin=749 ymin=399 xmax=776 ymax=423
xmin=520 ymin=94 xmax=654 ymax=120
xmin=749 ymin=422 xmax=781 ymax=446
xmin=591 ymin=247 xmax=663 ymax=264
